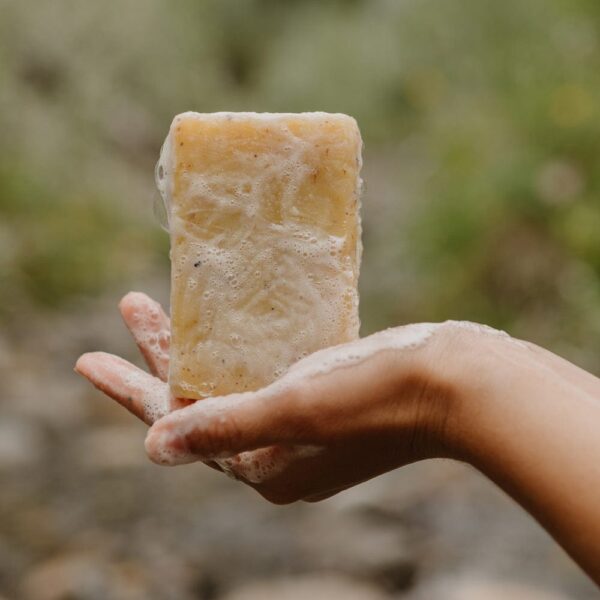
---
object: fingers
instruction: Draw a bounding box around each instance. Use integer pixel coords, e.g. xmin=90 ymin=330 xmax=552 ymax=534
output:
xmin=119 ymin=292 xmax=170 ymax=382
xmin=144 ymin=386 xmax=301 ymax=466
xmin=75 ymin=352 xmax=170 ymax=425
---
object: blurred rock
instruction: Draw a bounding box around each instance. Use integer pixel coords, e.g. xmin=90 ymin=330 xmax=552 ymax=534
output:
xmin=0 ymin=333 xmax=11 ymax=371
xmin=76 ymin=425 xmax=147 ymax=470
xmin=222 ymin=574 xmax=389 ymax=600
xmin=4 ymin=373 xmax=88 ymax=429
xmin=21 ymin=555 xmax=114 ymax=600
xmin=21 ymin=554 xmax=153 ymax=600
xmin=299 ymin=506 xmax=416 ymax=591
xmin=410 ymin=576 xmax=572 ymax=600
xmin=0 ymin=417 xmax=45 ymax=469
xmin=328 ymin=461 xmax=465 ymax=516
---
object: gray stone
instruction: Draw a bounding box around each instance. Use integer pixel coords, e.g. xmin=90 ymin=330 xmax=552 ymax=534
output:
xmin=410 ymin=576 xmax=572 ymax=600
xmin=76 ymin=425 xmax=147 ymax=470
xmin=298 ymin=506 xmax=416 ymax=591
xmin=0 ymin=417 xmax=45 ymax=469
xmin=21 ymin=553 xmax=154 ymax=600
xmin=222 ymin=574 xmax=389 ymax=600
xmin=21 ymin=555 xmax=113 ymax=600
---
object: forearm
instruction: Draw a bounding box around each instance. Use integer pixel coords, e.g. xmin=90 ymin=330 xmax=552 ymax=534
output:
xmin=442 ymin=329 xmax=600 ymax=583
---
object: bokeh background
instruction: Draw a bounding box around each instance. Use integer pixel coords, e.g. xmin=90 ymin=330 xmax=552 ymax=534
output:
xmin=1 ymin=1 xmax=599 ymax=598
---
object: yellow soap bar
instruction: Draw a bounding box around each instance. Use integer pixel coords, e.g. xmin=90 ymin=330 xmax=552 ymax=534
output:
xmin=156 ymin=112 xmax=363 ymax=401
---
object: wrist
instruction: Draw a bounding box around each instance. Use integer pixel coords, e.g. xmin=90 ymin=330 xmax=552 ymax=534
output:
xmin=387 ymin=322 xmax=471 ymax=461
xmin=414 ymin=321 xmax=528 ymax=463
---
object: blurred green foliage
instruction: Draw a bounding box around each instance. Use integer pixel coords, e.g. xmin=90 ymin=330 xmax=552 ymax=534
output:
xmin=0 ymin=0 xmax=599 ymax=366
xmin=0 ymin=165 xmax=164 ymax=312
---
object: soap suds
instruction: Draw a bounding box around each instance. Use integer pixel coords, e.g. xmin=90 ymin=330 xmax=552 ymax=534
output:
xmin=217 ymin=445 xmax=323 ymax=484
xmin=445 ymin=319 xmax=528 ymax=347
xmin=121 ymin=293 xmax=171 ymax=381
xmin=127 ymin=308 xmax=170 ymax=369
xmin=276 ymin=322 xmax=440 ymax=385
xmin=122 ymin=370 xmax=170 ymax=424
xmin=146 ymin=390 xmax=326 ymax=473
xmin=272 ymin=320 xmax=527 ymax=389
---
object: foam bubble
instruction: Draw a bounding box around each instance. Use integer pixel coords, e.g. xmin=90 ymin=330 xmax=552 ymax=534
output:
xmin=123 ymin=370 xmax=170 ymax=423
xmin=445 ymin=320 xmax=529 ymax=348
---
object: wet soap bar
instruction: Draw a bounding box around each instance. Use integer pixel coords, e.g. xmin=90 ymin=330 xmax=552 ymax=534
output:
xmin=157 ymin=112 xmax=363 ymax=401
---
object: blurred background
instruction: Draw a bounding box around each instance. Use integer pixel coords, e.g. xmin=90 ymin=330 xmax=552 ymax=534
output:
xmin=0 ymin=0 xmax=599 ymax=598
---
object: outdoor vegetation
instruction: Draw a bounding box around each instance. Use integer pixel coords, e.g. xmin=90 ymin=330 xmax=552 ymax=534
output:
xmin=0 ymin=0 xmax=599 ymax=597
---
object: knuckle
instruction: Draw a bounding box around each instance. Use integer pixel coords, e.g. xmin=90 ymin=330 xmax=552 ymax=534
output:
xmin=190 ymin=413 xmax=243 ymax=458
xmin=278 ymin=383 xmax=313 ymax=433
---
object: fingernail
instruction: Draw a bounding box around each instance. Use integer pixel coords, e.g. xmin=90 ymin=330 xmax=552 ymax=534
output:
xmin=74 ymin=352 xmax=95 ymax=376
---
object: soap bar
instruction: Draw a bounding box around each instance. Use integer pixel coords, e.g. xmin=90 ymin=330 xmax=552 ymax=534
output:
xmin=156 ymin=112 xmax=363 ymax=401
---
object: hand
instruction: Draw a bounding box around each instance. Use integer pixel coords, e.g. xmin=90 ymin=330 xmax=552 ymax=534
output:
xmin=75 ymin=292 xmax=455 ymax=504
xmin=75 ymin=294 xmax=600 ymax=582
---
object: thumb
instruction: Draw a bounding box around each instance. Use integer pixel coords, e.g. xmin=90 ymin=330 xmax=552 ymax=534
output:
xmin=144 ymin=385 xmax=300 ymax=466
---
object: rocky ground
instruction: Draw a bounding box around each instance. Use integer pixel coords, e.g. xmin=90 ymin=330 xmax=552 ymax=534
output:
xmin=0 ymin=278 xmax=597 ymax=599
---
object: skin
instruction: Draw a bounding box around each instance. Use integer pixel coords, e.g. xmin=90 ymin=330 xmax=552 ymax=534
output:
xmin=75 ymin=292 xmax=600 ymax=585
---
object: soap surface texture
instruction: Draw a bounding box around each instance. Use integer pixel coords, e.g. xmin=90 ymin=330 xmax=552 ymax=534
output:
xmin=157 ymin=112 xmax=363 ymax=400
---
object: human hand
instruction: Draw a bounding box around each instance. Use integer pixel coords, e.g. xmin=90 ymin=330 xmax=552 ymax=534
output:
xmin=75 ymin=292 xmax=456 ymax=504
xmin=75 ymin=295 xmax=600 ymax=581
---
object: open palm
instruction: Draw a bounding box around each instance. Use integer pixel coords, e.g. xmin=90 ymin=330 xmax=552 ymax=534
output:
xmin=76 ymin=292 xmax=446 ymax=504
